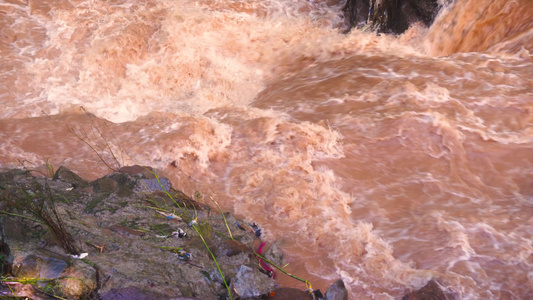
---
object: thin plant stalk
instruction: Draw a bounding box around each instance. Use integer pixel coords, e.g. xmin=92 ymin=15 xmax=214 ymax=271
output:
xmin=148 ymin=169 xmax=233 ymax=300
xmin=60 ymin=106 xmax=124 ymax=172
xmin=81 ymin=106 xmax=124 ymax=169
xmin=44 ymin=158 xmax=54 ymax=178
xmin=191 ymin=223 xmax=232 ymax=300
xmin=210 ymin=196 xmax=234 ymax=241
xmin=0 ymin=211 xmax=45 ymax=224
xmin=3 ymin=177 xmax=80 ymax=256
xmin=66 ymin=123 xmax=116 ymax=172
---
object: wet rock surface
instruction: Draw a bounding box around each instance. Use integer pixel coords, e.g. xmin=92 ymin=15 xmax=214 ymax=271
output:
xmin=0 ymin=166 xmax=279 ymax=299
xmin=230 ymin=265 xmax=276 ymax=299
xmin=325 ymin=279 xmax=348 ymax=300
xmin=402 ymin=280 xmax=454 ymax=300
xmin=343 ymin=0 xmax=450 ymax=34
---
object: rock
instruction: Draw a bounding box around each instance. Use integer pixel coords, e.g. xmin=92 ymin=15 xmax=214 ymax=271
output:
xmin=118 ymin=165 xmax=156 ymax=179
xmin=213 ymin=239 xmax=252 ymax=267
xmin=107 ymin=172 xmax=136 ymax=197
xmin=222 ymin=240 xmax=252 ymax=257
xmin=0 ymin=217 xmax=13 ymax=276
xmin=53 ymin=166 xmax=89 ymax=188
xmin=265 ymin=241 xmax=286 ymax=267
xmin=402 ymin=280 xmax=451 ymax=300
xmin=57 ymin=259 xmax=97 ymax=299
xmin=343 ymin=0 xmax=370 ymax=30
xmin=0 ymin=242 xmax=11 ymax=275
xmin=0 ymin=169 xmax=26 ymax=184
xmin=115 ymin=184 xmax=134 ymax=198
xmin=11 ymin=252 xmax=97 ymax=299
xmin=107 ymin=172 xmax=137 ymax=189
xmin=13 ymin=254 xmax=68 ymax=278
xmin=134 ymin=178 xmax=172 ymax=193
xmin=343 ymin=0 xmax=448 ymax=34
xmin=325 ymin=279 xmax=348 ymax=300
xmin=92 ymin=177 xmax=118 ymax=194
xmin=230 ymin=265 xmax=275 ymax=299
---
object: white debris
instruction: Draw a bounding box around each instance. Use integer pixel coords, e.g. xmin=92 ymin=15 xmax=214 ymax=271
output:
xmin=70 ymin=253 xmax=88 ymax=259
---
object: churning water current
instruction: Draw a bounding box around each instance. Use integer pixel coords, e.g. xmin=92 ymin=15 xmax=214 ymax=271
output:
xmin=1 ymin=0 xmax=532 ymax=298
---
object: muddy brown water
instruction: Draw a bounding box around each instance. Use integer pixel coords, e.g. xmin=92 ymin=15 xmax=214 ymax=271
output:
xmin=1 ymin=0 xmax=532 ymax=298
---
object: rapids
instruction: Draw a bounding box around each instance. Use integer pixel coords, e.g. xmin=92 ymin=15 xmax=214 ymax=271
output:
xmin=1 ymin=0 xmax=532 ymax=298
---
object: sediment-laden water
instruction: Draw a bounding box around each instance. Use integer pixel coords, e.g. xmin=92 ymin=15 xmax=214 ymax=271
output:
xmin=1 ymin=0 xmax=532 ymax=298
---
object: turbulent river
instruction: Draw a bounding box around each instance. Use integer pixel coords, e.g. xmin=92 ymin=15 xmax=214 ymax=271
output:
xmin=1 ymin=0 xmax=532 ymax=299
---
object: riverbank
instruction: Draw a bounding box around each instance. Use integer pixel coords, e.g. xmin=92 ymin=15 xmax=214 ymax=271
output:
xmin=0 ymin=165 xmax=353 ymax=299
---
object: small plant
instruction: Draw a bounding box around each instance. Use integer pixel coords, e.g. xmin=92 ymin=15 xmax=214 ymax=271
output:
xmin=195 ymin=221 xmax=212 ymax=238
xmin=0 ymin=176 xmax=80 ymax=256
xmin=44 ymin=158 xmax=55 ymax=178
xmin=194 ymin=191 xmax=202 ymax=200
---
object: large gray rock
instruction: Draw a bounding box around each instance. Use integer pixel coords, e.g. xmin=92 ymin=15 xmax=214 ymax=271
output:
xmin=343 ymin=0 xmax=370 ymax=29
xmin=11 ymin=252 xmax=97 ymax=299
xmin=265 ymin=241 xmax=286 ymax=267
xmin=325 ymin=279 xmax=348 ymax=300
xmin=230 ymin=265 xmax=275 ymax=299
xmin=14 ymin=254 xmax=68 ymax=278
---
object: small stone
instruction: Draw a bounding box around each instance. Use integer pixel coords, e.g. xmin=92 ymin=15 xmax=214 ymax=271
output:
xmin=325 ymin=279 xmax=348 ymax=300
xmin=53 ymin=166 xmax=89 ymax=188
xmin=58 ymin=259 xmax=97 ymax=299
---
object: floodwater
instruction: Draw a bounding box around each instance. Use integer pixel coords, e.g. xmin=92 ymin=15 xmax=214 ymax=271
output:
xmin=1 ymin=0 xmax=532 ymax=298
